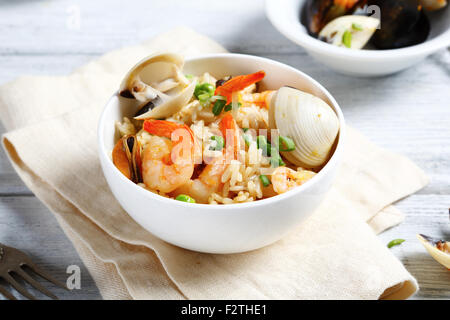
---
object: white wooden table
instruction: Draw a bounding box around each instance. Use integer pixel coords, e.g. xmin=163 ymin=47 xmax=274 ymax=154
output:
xmin=0 ymin=0 xmax=449 ymax=300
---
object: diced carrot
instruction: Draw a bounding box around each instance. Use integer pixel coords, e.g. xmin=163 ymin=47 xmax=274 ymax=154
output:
xmin=215 ymin=70 xmax=265 ymax=104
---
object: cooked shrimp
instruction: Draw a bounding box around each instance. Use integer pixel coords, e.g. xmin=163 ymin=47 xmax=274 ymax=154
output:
xmin=219 ymin=112 xmax=241 ymax=160
xmin=141 ymin=120 xmax=194 ymax=193
xmin=171 ymin=113 xmax=239 ymax=203
xmin=215 ymin=71 xmax=265 ymax=104
xmin=171 ymin=155 xmax=228 ymax=203
xmin=271 ymin=167 xmax=315 ymax=194
xmin=241 ymin=90 xmax=275 ymax=109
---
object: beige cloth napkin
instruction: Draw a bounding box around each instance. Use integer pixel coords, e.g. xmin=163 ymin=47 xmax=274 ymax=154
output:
xmin=0 ymin=27 xmax=429 ymax=300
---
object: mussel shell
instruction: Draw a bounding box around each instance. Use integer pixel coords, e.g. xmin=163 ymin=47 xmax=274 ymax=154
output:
xmin=112 ymin=135 xmax=143 ymax=184
xmin=370 ymin=0 xmax=430 ymax=49
xmin=123 ymin=135 xmax=143 ymax=184
xmin=301 ymin=0 xmax=367 ymax=36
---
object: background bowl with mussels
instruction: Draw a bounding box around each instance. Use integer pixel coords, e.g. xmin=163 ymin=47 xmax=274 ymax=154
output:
xmin=265 ymin=0 xmax=450 ymax=77
xmin=98 ymin=53 xmax=345 ymax=254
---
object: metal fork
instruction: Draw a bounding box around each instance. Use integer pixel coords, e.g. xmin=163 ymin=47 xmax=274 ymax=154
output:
xmin=0 ymin=243 xmax=68 ymax=300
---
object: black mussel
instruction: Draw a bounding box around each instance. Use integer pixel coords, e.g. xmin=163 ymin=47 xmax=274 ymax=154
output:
xmin=302 ymin=0 xmax=367 ymax=35
xmin=123 ymin=135 xmax=143 ymax=184
xmin=369 ymin=0 xmax=430 ymax=49
xmin=134 ymin=96 xmax=162 ymax=117
xmin=119 ymin=89 xmax=134 ymax=99
xmin=112 ymin=135 xmax=142 ymax=183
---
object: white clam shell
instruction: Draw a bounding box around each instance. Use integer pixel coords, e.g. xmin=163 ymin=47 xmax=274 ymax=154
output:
xmin=319 ymin=15 xmax=380 ymax=50
xmin=119 ymin=52 xmax=196 ymax=120
xmin=269 ymin=87 xmax=339 ymax=168
xmin=417 ymin=234 xmax=450 ymax=269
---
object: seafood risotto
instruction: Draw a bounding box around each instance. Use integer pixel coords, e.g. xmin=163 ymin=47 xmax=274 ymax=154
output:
xmin=113 ymin=53 xmax=340 ymax=204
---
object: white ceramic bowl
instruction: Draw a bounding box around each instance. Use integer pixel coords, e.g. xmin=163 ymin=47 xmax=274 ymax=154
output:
xmin=98 ymin=53 xmax=345 ymax=254
xmin=266 ymin=0 xmax=450 ymax=77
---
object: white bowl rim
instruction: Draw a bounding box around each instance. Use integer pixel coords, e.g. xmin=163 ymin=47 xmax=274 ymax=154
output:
xmin=265 ymin=0 xmax=450 ymax=60
xmin=98 ymin=53 xmax=346 ymax=211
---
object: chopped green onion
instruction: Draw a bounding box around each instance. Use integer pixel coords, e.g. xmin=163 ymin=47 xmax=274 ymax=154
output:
xmin=270 ymin=156 xmax=285 ymax=168
xmin=209 ymin=135 xmax=224 ymax=151
xmin=352 ymin=23 xmax=363 ymax=31
xmin=259 ymin=175 xmax=271 ymax=187
xmin=198 ymin=93 xmax=210 ymax=101
xmin=270 ymin=147 xmax=285 ymax=168
xmin=342 ymin=30 xmax=352 ymax=48
xmin=211 ymin=95 xmax=226 ymax=102
xmin=212 ymin=99 xmax=226 ymax=116
xmin=224 ymin=102 xmax=241 ymax=112
xmin=175 ymin=194 xmax=196 ymax=203
xmin=194 ymin=83 xmax=215 ymax=99
xmin=185 ymin=74 xmax=194 ymax=79
xmin=257 ymin=136 xmax=271 ymax=156
xmin=279 ymin=136 xmax=296 ymax=152
xmin=243 ymin=134 xmax=252 ymax=146
xmin=387 ymin=239 xmax=405 ymax=248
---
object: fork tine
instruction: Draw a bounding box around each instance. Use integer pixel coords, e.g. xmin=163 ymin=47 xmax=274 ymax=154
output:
xmin=14 ymin=268 xmax=58 ymax=300
xmin=0 ymin=284 xmax=17 ymax=300
xmin=23 ymin=263 xmax=68 ymax=290
xmin=2 ymin=273 xmax=36 ymax=300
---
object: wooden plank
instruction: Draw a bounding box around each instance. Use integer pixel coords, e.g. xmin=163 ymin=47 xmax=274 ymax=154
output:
xmin=0 ymin=0 xmax=294 ymax=56
xmin=379 ymin=194 xmax=450 ymax=299
xmin=0 ymin=196 xmax=102 ymax=300
xmin=0 ymin=0 xmax=448 ymax=300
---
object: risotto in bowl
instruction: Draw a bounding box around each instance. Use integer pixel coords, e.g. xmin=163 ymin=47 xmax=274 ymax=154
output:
xmin=98 ymin=53 xmax=345 ymax=253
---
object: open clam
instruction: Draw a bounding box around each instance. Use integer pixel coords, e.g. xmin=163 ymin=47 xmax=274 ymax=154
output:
xmin=119 ymin=53 xmax=197 ymax=120
xmin=302 ymin=0 xmax=368 ymax=36
xmin=112 ymin=135 xmax=142 ymax=183
xmin=319 ymin=15 xmax=380 ymax=49
xmin=417 ymin=234 xmax=450 ymax=269
xmin=269 ymin=87 xmax=340 ymax=168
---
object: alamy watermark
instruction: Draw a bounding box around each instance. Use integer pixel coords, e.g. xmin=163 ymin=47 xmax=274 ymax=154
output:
xmin=66 ymin=265 xmax=81 ymax=290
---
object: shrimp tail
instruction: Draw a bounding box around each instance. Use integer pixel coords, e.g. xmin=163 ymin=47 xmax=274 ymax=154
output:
xmin=220 ymin=113 xmax=240 ymax=159
xmin=215 ymin=71 xmax=265 ymax=104
xmin=143 ymin=119 xmax=194 ymax=142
